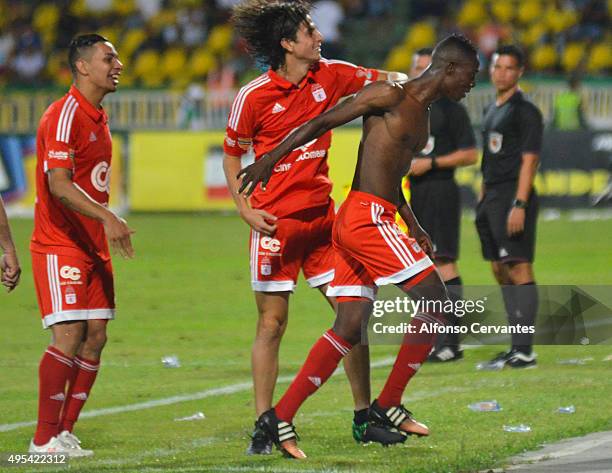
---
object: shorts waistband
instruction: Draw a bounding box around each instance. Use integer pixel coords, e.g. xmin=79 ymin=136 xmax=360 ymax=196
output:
xmin=345 ymin=190 xmax=397 ymax=212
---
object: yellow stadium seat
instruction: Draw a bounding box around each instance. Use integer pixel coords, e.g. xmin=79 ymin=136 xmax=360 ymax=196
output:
xmin=112 ymin=0 xmax=136 ymax=16
xmin=161 ymin=48 xmax=187 ymax=81
xmin=587 ymin=42 xmax=612 ymax=73
xmin=457 ymin=0 xmax=487 ymax=28
xmin=561 ymin=42 xmax=586 ymax=72
xmin=404 ymin=22 xmax=436 ymax=50
xmin=385 ymin=45 xmax=412 ymax=72
xmin=207 ymin=25 xmax=233 ymax=55
xmin=517 ymin=0 xmax=542 ymax=25
xmin=133 ymin=49 xmax=160 ymax=82
xmin=530 ymin=44 xmax=557 ymax=70
xmin=521 ymin=22 xmax=547 ymax=47
xmin=491 ymin=0 xmax=514 ymax=23
xmin=190 ymin=48 xmax=216 ymax=78
xmin=33 ymin=4 xmax=60 ymax=32
xmin=98 ymin=27 xmax=119 ymax=46
xmin=121 ymin=29 xmax=146 ymax=58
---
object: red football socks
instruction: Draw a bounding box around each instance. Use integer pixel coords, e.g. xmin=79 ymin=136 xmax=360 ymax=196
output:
xmin=377 ymin=314 xmax=439 ymax=408
xmin=60 ymin=356 xmax=100 ymax=433
xmin=275 ymin=329 xmax=353 ymax=422
xmin=34 ymin=346 xmax=74 ymax=445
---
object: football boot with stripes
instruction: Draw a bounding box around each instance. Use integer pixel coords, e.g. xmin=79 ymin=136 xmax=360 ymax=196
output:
xmin=369 ymin=400 xmax=430 ymax=437
xmin=256 ymin=408 xmax=306 ymax=459
xmin=352 ymin=420 xmax=407 ymax=446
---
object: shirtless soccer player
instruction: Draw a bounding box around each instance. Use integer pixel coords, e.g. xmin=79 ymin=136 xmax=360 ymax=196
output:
xmin=239 ymin=35 xmax=479 ymax=458
xmin=225 ymin=0 xmax=408 ymax=453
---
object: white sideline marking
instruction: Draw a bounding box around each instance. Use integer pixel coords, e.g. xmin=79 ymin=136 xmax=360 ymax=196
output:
xmin=0 ymin=357 xmax=396 ymax=433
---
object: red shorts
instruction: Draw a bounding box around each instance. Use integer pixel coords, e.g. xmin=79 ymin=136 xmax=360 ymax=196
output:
xmin=250 ymin=201 xmax=335 ymax=292
xmin=31 ymin=252 xmax=115 ymax=329
xmin=327 ymin=191 xmax=434 ymax=301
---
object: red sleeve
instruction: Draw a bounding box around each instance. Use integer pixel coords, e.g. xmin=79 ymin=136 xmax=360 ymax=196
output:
xmin=224 ymin=90 xmax=256 ymax=157
xmin=42 ymin=106 xmax=77 ymax=172
xmin=324 ymin=59 xmax=379 ymax=97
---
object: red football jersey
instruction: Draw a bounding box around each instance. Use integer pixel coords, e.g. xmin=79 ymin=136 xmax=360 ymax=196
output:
xmin=224 ymin=59 xmax=377 ymax=218
xmin=31 ymin=85 xmax=113 ymax=262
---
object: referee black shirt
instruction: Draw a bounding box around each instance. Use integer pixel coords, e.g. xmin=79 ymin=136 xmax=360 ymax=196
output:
xmin=481 ymin=90 xmax=543 ymax=185
xmin=410 ymin=97 xmax=476 ymax=184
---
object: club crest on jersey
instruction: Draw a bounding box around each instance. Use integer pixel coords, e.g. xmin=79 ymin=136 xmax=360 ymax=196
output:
xmin=420 ymin=136 xmax=435 ymax=155
xmin=91 ymin=161 xmax=111 ymax=193
xmin=311 ymin=83 xmax=327 ymax=103
xmin=65 ymin=286 xmax=77 ymax=305
xmin=260 ymin=257 xmax=272 ymax=276
xmin=488 ymin=132 xmax=503 ymax=153
xmin=260 ymin=237 xmax=281 ymax=253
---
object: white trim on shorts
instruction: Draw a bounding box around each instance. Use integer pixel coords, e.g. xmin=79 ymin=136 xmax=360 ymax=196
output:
xmin=306 ymin=269 xmax=335 ymax=288
xmin=251 ymin=280 xmax=295 ymax=293
xmin=374 ymin=257 xmax=433 ymax=286
xmin=326 ymin=285 xmax=376 ymax=301
xmin=42 ymin=309 xmax=115 ymax=329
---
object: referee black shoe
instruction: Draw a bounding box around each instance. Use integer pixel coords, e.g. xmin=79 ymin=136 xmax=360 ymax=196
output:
xmin=246 ymin=421 xmax=272 ymax=455
xmin=506 ymin=349 xmax=537 ymax=369
xmin=428 ymin=345 xmax=464 ymax=363
xmin=256 ymin=408 xmax=306 ymax=459
xmin=352 ymin=420 xmax=406 ymax=446
xmin=369 ymin=400 xmax=430 ymax=437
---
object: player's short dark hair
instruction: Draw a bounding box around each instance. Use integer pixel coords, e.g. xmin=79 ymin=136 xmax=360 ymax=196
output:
xmin=232 ymin=0 xmax=312 ymax=70
xmin=415 ymin=47 xmax=433 ymax=57
xmin=431 ymin=34 xmax=478 ymax=67
xmin=494 ymin=44 xmax=525 ymax=68
xmin=68 ymin=33 xmax=109 ymax=75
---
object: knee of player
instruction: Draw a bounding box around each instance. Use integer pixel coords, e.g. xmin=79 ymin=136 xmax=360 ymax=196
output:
xmin=85 ymin=330 xmax=108 ymax=351
xmin=332 ymin=321 xmax=361 ymax=346
xmin=256 ymin=316 xmax=287 ymax=340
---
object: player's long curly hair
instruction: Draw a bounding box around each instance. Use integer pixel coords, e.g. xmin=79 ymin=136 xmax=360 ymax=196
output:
xmin=232 ymin=0 xmax=312 ymax=71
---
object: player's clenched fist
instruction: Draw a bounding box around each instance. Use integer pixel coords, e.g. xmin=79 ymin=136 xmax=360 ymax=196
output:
xmin=1 ymin=251 xmax=21 ymax=292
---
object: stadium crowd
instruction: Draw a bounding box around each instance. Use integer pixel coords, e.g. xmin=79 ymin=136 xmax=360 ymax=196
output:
xmin=0 ymin=0 xmax=609 ymax=90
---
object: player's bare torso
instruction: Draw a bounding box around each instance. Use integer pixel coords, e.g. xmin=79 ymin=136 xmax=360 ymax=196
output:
xmin=352 ymin=83 xmax=430 ymax=205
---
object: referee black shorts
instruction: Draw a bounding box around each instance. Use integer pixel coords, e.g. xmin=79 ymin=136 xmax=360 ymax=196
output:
xmin=475 ymin=181 xmax=538 ymax=263
xmin=410 ymin=178 xmax=460 ymax=261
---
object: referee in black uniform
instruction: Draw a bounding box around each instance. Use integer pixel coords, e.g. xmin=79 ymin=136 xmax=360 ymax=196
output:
xmin=408 ymin=48 xmax=478 ymax=362
xmin=476 ymin=45 xmax=543 ymax=369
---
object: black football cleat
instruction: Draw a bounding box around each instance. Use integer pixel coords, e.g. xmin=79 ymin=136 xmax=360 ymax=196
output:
xmin=246 ymin=421 xmax=272 ymax=455
xmin=369 ymin=400 xmax=430 ymax=437
xmin=256 ymin=408 xmax=306 ymax=459
xmin=352 ymin=420 xmax=406 ymax=446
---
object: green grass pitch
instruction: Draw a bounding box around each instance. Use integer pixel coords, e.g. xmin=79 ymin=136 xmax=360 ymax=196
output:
xmin=1 ymin=214 xmax=611 ymax=473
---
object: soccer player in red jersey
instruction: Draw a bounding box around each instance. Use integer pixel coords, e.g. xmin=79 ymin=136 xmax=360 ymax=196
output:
xmin=0 ymin=196 xmax=21 ymax=291
xmin=224 ymin=0 xmax=407 ymax=453
xmin=28 ymin=34 xmax=133 ymax=456
xmin=239 ymin=35 xmax=479 ymax=458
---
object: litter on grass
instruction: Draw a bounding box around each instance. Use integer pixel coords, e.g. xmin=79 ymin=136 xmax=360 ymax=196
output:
xmin=468 ymin=401 xmax=502 ymax=412
xmin=503 ymin=424 xmax=531 ymax=433
xmin=175 ymin=412 xmax=205 ymax=421
xmin=162 ymin=355 xmax=181 ymax=368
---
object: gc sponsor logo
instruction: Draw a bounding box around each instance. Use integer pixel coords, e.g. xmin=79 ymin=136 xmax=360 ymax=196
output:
xmin=60 ymin=266 xmax=81 ymax=281
xmin=91 ymin=161 xmax=110 ymax=193
xmin=260 ymin=237 xmax=281 ymax=253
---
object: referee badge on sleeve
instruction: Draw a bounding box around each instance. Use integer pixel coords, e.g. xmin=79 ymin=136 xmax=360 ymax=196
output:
xmin=488 ymin=132 xmax=503 ymax=153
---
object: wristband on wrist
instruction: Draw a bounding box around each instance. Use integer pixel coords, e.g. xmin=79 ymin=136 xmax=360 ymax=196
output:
xmin=512 ymin=198 xmax=528 ymax=209
xmin=430 ymin=156 xmax=437 ymax=170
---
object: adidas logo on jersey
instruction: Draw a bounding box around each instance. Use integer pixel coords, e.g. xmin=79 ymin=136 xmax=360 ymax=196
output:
xmin=50 ymin=392 xmax=65 ymax=401
xmin=499 ymin=247 xmax=509 ymax=257
xmin=89 ymin=132 xmax=97 ymax=142
xmin=308 ymin=376 xmax=322 ymax=387
xmin=272 ymin=102 xmax=285 ymax=114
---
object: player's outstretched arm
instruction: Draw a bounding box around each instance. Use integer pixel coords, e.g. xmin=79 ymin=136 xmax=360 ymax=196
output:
xmin=48 ymin=168 xmax=135 ymax=259
xmin=0 ymin=196 xmax=21 ymax=292
xmin=237 ymin=81 xmax=404 ymax=196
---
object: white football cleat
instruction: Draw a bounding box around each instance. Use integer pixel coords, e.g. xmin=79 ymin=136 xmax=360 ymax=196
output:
xmin=57 ymin=430 xmax=94 ymax=457
xmin=29 ymin=436 xmax=72 ymax=454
